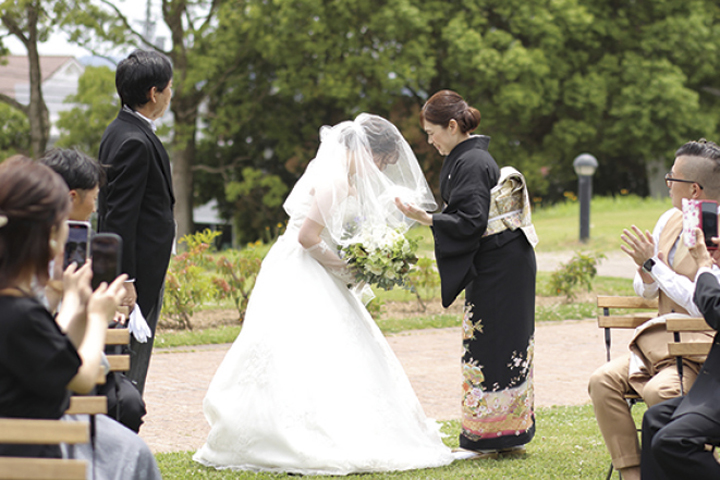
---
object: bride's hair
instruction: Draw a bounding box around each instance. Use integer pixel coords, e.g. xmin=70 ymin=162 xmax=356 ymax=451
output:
xmin=283 ymin=114 xmax=437 ymax=246
xmin=0 ymin=156 xmax=70 ymax=290
xmin=361 ymin=116 xmax=400 ymax=167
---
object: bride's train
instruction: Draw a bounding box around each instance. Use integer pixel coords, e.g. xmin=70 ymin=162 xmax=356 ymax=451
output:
xmin=193 ymin=230 xmax=454 ymax=475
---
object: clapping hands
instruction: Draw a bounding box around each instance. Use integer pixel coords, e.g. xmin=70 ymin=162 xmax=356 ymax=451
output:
xmin=620 ymin=225 xmax=657 ymax=267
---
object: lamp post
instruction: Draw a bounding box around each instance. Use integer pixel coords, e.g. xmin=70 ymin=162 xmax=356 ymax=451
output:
xmin=573 ymin=153 xmax=598 ymax=243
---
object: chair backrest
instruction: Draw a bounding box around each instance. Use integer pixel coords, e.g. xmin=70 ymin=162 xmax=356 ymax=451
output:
xmin=666 ymin=316 xmax=713 ymax=357
xmin=0 ymin=418 xmax=89 ymax=480
xmin=597 ymin=296 xmax=659 ymax=362
xmin=65 ymin=325 xmax=131 ymax=416
xmin=666 ymin=315 xmax=714 ymax=397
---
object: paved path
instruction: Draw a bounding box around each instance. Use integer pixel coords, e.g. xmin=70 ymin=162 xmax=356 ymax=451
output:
xmin=138 ymin=250 xmax=638 ymax=453
xmin=139 ymin=320 xmax=634 ymax=453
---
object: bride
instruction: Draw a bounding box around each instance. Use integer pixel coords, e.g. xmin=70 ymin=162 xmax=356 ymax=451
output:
xmin=193 ymin=114 xmax=455 ymax=475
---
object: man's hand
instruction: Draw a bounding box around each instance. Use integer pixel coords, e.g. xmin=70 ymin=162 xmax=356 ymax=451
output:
xmin=620 ymin=225 xmax=655 ymax=267
xmin=122 ymin=281 xmax=137 ymax=311
xmin=688 ymin=228 xmax=720 ymax=269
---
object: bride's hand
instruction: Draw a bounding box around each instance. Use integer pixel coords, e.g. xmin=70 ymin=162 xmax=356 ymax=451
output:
xmin=394 ymin=198 xmax=433 ymax=226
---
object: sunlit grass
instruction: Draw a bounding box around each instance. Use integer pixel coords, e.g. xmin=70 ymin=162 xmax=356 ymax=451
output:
xmin=156 ymin=404 xmax=646 ymax=479
xmin=533 ymin=194 xmax=672 ymax=252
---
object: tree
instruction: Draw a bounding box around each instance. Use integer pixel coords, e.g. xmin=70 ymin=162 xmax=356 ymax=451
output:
xmin=55 ymin=65 xmax=118 ymax=155
xmin=192 ymin=0 xmax=435 ymax=240
xmin=0 ymin=0 xmax=58 ymax=157
xmin=415 ymin=0 xmax=720 ymax=201
xmin=68 ymin=0 xmax=244 ymax=241
xmin=0 ymin=102 xmax=30 ymax=158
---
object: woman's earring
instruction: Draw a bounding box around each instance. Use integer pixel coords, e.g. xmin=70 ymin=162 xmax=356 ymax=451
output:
xmin=49 ymin=239 xmax=58 ymax=252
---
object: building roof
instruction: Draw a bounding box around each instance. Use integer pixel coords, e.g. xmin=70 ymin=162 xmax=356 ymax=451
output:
xmin=0 ymin=55 xmax=76 ymax=99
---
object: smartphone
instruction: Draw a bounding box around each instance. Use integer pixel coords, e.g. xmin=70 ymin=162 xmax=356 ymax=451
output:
xmin=700 ymin=200 xmax=719 ymax=250
xmin=90 ymin=233 xmax=123 ymax=290
xmin=63 ymin=221 xmax=91 ymax=269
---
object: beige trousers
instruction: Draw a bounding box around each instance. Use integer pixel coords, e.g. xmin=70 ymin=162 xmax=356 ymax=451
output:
xmin=587 ymin=354 xmax=699 ymax=469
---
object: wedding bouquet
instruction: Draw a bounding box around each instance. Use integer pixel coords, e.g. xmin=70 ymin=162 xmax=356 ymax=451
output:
xmin=338 ymin=225 xmax=419 ymax=290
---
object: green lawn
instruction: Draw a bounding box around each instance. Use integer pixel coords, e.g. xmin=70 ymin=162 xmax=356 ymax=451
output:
xmin=532 ymin=194 xmax=672 ymax=253
xmin=155 ymin=404 xmax=646 ymax=479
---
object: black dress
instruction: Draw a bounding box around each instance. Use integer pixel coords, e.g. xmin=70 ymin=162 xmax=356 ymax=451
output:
xmin=0 ymin=295 xmax=81 ymax=457
xmin=432 ymin=136 xmax=536 ymax=451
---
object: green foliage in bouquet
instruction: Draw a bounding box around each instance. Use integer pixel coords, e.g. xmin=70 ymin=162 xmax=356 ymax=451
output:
xmin=339 ymin=229 xmax=419 ymax=291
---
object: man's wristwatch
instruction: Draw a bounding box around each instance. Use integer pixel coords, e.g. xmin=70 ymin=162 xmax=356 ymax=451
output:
xmin=642 ymin=258 xmax=656 ymax=274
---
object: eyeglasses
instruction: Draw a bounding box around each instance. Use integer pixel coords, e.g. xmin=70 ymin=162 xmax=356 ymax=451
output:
xmin=665 ymin=173 xmax=703 ymax=190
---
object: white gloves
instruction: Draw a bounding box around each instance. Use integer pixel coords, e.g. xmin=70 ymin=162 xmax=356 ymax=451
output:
xmin=128 ymin=304 xmax=152 ymax=343
xmin=304 ymin=240 xmax=355 ymax=284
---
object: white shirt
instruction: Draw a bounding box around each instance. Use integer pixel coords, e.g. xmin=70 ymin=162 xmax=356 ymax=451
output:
xmin=634 ymin=207 xmax=720 ymax=317
xmin=122 ymin=105 xmax=157 ymax=132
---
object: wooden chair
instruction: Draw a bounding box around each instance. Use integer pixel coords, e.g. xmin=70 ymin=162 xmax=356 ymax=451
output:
xmin=64 ymin=328 xmax=131 ymax=416
xmin=597 ymin=296 xmax=658 ymax=362
xmin=0 ymin=418 xmax=89 ymax=480
xmin=665 ymin=316 xmax=713 ymax=395
xmin=666 ymin=316 xmax=718 ymax=458
xmin=597 ymin=296 xmax=659 ymax=480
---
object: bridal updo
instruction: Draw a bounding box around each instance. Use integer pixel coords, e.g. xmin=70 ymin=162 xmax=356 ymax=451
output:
xmin=420 ymin=90 xmax=481 ymax=134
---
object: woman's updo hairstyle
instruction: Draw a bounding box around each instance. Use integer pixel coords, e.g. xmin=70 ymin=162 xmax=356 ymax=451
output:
xmin=0 ymin=156 xmax=71 ymax=290
xmin=420 ymin=90 xmax=481 ymax=134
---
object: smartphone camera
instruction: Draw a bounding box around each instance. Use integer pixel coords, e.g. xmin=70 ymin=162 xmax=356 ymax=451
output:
xmin=701 ymin=201 xmax=719 ymax=251
xmin=63 ymin=221 xmax=91 ymax=270
xmin=91 ymin=233 xmax=123 ymax=290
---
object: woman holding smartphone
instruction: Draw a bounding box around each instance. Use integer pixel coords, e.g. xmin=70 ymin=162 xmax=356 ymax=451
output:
xmin=0 ymin=156 xmax=160 ymax=478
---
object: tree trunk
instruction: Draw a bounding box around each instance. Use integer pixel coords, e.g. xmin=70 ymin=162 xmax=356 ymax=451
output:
xmin=646 ymin=157 xmax=670 ymax=199
xmin=169 ymin=92 xmax=200 ymax=242
xmin=26 ymin=5 xmax=49 ymax=157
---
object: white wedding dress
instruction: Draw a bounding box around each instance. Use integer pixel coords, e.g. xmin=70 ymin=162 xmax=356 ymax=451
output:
xmin=195 ymin=114 xmax=454 ymax=475
xmin=193 ymin=217 xmax=455 ymax=475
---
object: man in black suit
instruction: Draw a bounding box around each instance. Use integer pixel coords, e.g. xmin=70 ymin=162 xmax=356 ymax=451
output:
xmin=98 ymin=50 xmax=175 ymax=396
xmin=641 ymin=228 xmax=720 ymax=479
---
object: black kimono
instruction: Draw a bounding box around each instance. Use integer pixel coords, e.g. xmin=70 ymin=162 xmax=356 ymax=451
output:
xmin=432 ymin=136 xmax=536 ymax=451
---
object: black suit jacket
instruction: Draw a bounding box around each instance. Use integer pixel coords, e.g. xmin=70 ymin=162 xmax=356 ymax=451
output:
xmin=97 ymin=109 xmax=175 ymax=318
xmin=679 ymin=271 xmax=720 ymax=420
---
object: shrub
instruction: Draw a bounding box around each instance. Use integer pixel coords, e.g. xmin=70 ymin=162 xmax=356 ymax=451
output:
xmin=212 ymin=243 xmax=263 ymax=322
xmin=407 ymin=257 xmax=441 ymax=311
xmin=550 ymin=252 xmax=606 ymax=302
xmin=161 ymin=229 xmax=222 ymax=330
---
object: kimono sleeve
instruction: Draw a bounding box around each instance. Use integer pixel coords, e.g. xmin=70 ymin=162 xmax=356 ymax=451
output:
xmin=431 ymin=155 xmax=496 ymax=307
xmin=432 ymin=157 xmax=495 ymax=258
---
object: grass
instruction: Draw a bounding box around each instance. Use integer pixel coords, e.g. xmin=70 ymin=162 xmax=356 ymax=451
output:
xmin=532 ymin=194 xmax=672 ymax=253
xmin=154 ymin=404 xmax=647 ymax=479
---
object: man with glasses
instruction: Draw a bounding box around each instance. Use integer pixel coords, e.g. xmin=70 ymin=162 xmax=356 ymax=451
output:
xmin=588 ymin=139 xmax=720 ymax=480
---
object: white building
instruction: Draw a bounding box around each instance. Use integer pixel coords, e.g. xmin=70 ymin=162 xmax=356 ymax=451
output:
xmin=0 ymin=55 xmax=84 ymax=144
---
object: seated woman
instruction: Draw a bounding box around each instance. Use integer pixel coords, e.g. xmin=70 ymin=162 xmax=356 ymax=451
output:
xmin=0 ymin=156 xmax=160 ymax=479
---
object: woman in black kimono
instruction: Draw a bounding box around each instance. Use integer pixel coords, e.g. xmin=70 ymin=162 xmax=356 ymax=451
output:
xmin=396 ymin=90 xmax=537 ymax=455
